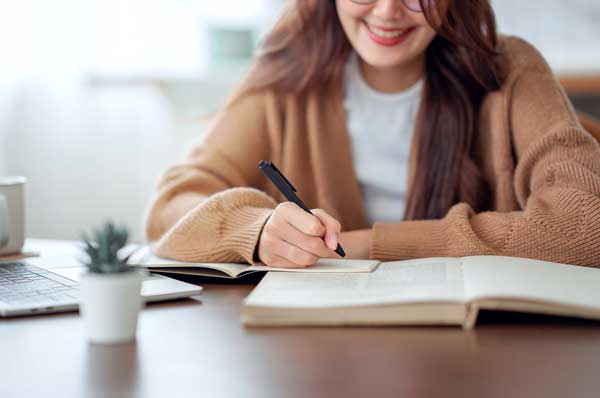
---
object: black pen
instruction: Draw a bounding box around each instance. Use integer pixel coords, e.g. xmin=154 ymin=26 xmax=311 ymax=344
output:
xmin=259 ymin=160 xmax=346 ymax=257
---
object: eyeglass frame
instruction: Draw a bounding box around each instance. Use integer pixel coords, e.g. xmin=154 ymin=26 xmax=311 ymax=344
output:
xmin=348 ymin=0 xmax=429 ymax=13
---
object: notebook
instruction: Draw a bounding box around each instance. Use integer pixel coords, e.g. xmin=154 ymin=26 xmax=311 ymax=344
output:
xmin=128 ymin=247 xmax=380 ymax=279
xmin=242 ymin=255 xmax=600 ymax=328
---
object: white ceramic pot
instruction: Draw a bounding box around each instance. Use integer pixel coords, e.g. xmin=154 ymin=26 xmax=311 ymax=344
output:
xmin=79 ymin=270 xmax=144 ymax=344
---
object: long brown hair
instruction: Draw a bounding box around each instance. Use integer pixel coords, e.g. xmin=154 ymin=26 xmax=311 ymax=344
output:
xmin=236 ymin=0 xmax=505 ymax=221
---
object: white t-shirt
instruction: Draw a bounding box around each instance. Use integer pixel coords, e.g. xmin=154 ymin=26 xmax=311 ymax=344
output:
xmin=343 ymin=52 xmax=423 ymax=225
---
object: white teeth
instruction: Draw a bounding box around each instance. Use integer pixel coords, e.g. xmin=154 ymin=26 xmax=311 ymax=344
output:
xmin=368 ymin=25 xmax=408 ymax=39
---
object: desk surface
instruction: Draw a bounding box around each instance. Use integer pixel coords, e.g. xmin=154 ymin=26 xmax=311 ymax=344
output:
xmin=2 ymin=240 xmax=600 ymax=398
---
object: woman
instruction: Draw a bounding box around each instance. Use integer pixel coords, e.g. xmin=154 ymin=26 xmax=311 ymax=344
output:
xmin=146 ymin=0 xmax=600 ymax=268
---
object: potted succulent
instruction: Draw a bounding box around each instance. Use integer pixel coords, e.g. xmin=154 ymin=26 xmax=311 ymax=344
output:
xmin=79 ymin=221 xmax=144 ymax=344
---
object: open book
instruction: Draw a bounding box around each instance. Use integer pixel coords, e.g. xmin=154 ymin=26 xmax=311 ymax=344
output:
xmin=242 ymin=255 xmax=600 ymax=328
xmin=128 ymin=247 xmax=380 ymax=279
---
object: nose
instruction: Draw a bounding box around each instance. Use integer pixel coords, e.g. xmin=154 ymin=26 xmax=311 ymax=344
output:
xmin=371 ymin=0 xmax=407 ymax=20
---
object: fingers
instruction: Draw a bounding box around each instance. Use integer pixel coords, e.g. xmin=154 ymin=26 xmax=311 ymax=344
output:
xmin=259 ymin=235 xmax=318 ymax=268
xmin=277 ymin=202 xmax=325 ymax=237
xmin=275 ymin=240 xmax=319 ymax=267
xmin=312 ymin=208 xmax=342 ymax=251
xmin=257 ymin=202 xmax=344 ymax=268
xmin=275 ymin=220 xmax=333 ymax=258
xmin=266 ymin=254 xmax=308 ymax=269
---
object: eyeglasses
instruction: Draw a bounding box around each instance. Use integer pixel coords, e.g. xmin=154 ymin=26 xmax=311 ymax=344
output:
xmin=349 ymin=0 xmax=432 ymax=13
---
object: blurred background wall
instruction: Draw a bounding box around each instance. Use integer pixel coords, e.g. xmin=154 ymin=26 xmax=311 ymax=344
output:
xmin=1 ymin=0 xmax=599 ymax=243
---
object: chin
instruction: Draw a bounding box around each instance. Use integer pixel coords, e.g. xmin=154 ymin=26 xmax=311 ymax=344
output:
xmin=359 ymin=51 xmax=412 ymax=70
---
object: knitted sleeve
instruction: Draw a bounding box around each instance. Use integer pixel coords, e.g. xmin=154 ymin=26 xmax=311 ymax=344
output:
xmin=370 ymin=39 xmax=600 ymax=267
xmin=145 ymin=92 xmax=279 ymax=264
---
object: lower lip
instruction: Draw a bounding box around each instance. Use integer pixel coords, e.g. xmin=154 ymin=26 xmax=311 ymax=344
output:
xmin=364 ymin=23 xmax=416 ymax=47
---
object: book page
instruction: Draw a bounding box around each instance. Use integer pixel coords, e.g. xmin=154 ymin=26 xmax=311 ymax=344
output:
xmin=130 ymin=247 xmax=379 ymax=277
xmin=129 ymin=249 xmax=248 ymax=277
xmin=144 ymin=267 xmax=247 ymax=279
xmin=462 ymin=256 xmax=600 ymax=310
xmin=245 ymin=258 xmax=466 ymax=308
xmin=244 ymin=258 xmax=380 ymax=274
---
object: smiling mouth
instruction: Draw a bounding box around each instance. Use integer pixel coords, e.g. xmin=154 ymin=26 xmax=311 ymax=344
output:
xmin=368 ymin=24 xmax=410 ymax=38
xmin=363 ymin=21 xmax=416 ymax=46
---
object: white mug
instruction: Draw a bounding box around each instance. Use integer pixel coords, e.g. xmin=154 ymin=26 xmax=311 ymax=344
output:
xmin=0 ymin=176 xmax=26 ymax=256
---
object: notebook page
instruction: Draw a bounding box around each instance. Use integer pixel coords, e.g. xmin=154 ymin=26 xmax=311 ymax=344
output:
xmin=129 ymin=248 xmax=248 ymax=276
xmin=130 ymin=246 xmax=379 ymax=275
xmin=245 ymin=258 xmax=465 ymax=308
xmin=246 ymin=258 xmax=380 ymax=274
xmin=462 ymin=256 xmax=600 ymax=309
xmin=131 ymin=247 xmax=381 ymax=277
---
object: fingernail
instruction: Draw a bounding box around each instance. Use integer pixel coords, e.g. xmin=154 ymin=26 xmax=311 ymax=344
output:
xmin=327 ymin=232 xmax=337 ymax=250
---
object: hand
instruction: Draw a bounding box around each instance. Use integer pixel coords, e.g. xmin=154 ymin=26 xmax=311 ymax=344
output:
xmin=257 ymin=202 xmax=342 ymax=268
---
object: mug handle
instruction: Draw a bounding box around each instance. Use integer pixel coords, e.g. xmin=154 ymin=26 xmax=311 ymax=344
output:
xmin=0 ymin=195 xmax=8 ymax=249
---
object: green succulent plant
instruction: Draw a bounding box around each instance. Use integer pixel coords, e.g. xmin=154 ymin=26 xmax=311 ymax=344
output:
xmin=81 ymin=221 xmax=135 ymax=274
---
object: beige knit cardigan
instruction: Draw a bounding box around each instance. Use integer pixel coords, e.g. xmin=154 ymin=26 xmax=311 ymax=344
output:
xmin=145 ymin=36 xmax=600 ymax=267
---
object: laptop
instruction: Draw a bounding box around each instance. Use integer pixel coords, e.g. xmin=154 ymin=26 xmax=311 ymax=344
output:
xmin=0 ymin=261 xmax=202 ymax=317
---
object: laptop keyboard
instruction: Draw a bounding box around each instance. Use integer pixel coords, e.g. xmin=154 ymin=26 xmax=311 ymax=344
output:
xmin=0 ymin=262 xmax=79 ymax=306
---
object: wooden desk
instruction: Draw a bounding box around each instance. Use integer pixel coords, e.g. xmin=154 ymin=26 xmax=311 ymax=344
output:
xmin=2 ymin=241 xmax=600 ymax=398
